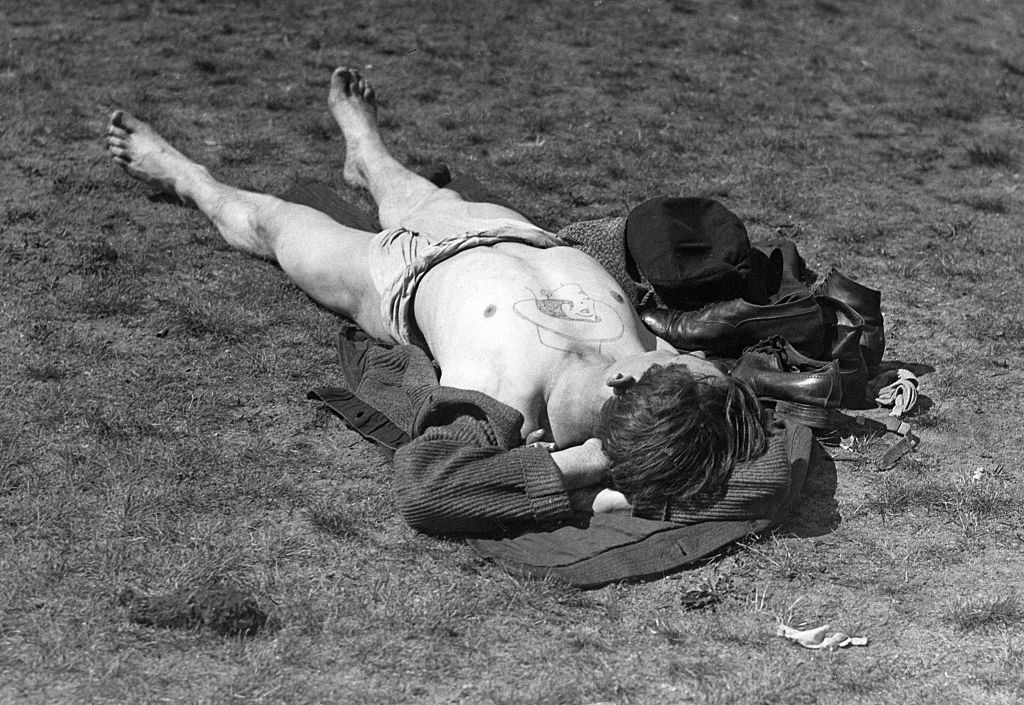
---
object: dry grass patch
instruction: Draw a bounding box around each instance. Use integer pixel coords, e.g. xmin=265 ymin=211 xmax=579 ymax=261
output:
xmin=965 ymin=143 xmax=1018 ymax=169
xmin=946 ymin=593 xmax=1022 ymax=634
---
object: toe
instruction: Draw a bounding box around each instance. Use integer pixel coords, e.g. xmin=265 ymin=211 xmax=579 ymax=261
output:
xmin=111 ymin=109 xmax=144 ymax=134
xmin=346 ymin=68 xmax=365 ymax=93
xmin=331 ymin=67 xmax=354 ymax=93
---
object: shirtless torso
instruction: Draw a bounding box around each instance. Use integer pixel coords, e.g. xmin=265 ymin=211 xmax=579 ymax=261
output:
xmin=415 ymin=241 xmax=665 ymax=447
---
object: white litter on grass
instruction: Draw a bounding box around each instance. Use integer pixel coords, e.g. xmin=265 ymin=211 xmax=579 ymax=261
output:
xmin=776 ymin=623 xmax=869 ymax=649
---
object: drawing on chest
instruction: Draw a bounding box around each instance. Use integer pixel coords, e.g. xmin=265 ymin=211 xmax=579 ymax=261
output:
xmin=512 ymin=283 xmax=625 ymax=351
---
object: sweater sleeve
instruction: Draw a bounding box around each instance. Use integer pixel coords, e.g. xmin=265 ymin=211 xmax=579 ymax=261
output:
xmin=393 ymin=387 xmax=576 ymax=536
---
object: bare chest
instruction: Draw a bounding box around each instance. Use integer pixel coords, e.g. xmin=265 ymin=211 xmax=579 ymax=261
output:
xmin=414 ymin=243 xmax=653 ymax=436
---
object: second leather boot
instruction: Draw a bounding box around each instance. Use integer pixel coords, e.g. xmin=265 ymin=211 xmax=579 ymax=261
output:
xmin=814 ymin=268 xmax=885 ymax=367
xmin=817 ymin=295 xmax=870 ymax=409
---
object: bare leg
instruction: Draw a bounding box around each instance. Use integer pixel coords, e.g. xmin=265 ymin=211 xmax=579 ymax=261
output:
xmin=104 ymin=111 xmax=392 ymax=340
xmin=328 ymin=67 xmax=537 ymax=235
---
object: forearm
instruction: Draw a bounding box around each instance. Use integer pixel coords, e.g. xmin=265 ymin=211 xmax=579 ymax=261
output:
xmin=549 ymin=438 xmax=610 ymax=489
xmin=550 ymin=452 xmax=605 ymax=490
xmin=551 ymin=438 xmax=630 ymax=513
xmin=394 ymin=438 xmax=574 ymax=536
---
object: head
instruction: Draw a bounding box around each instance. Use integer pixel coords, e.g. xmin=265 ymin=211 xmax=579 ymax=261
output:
xmin=596 ymin=360 xmax=768 ymax=507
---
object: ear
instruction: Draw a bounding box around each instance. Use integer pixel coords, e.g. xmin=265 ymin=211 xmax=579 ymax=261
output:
xmin=606 ymin=372 xmax=637 ymax=395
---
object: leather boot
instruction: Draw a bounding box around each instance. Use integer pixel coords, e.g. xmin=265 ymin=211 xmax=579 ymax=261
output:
xmin=813 ymin=268 xmax=885 ymax=367
xmin=640 ymin=293 xmax=827 ymax=359
xmin=817 ymin=295 xmax=870 ymax=409
xmin=754 ymin=239 xmax=813 ymax=301
xmin=730 ymin=338 xmax=842 ymax=429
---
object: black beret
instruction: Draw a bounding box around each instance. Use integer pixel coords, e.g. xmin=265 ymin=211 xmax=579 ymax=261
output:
xmin=625 ymin=197 xmax=753 ymax=309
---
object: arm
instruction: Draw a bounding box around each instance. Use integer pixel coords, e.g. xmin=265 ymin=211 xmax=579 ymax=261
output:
xmin=549 ymin=438 xmax=609 ymax=490
xmin=526 ymin=435 xmax=630 ymax=514
xmin=548 ymin=438 xmax=628 ymax=513
xmin=393 ymin=388 xmax=577 ymax=536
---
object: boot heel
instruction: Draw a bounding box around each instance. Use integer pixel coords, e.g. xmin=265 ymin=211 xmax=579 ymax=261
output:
xmin=774 ymin=400 xmax=838 ymax=430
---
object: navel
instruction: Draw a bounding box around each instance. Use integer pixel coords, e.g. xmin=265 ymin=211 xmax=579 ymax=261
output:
xmin=611 ymin=291 xmax=624 ymax=304
xmin=483 ymin=304 xmax=497 ymax=318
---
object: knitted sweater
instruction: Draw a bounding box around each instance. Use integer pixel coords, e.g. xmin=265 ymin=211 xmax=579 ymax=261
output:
xmin=310 ymin=325 xmax=801 ymax=538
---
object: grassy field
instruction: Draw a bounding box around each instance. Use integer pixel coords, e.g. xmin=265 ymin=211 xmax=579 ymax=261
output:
xmin=2 ymin=0 xmax=1024 ymax=702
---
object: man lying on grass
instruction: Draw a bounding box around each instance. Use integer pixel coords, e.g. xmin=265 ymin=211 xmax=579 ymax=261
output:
xmin=105 ymin=67 xmax=768 ymax=535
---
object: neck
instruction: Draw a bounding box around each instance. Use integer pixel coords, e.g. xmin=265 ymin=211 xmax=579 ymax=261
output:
xmin=546 ymin=360 xmax=613 ymax=447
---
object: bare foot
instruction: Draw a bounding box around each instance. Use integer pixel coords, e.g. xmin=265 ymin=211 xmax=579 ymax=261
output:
xmin=105 ymin=110 xmax=206 ymax=204
xmin=327 ymin=67 xmax=384 ymax=189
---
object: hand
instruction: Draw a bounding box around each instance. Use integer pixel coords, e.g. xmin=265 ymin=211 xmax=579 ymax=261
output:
xmin=568 ymin=487 xmax=631 ymax=514
xmin=591 ymin=488 xmax=630 ymax=513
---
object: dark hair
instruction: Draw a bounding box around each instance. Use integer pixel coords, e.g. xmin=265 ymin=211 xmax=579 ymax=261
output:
xmin=597 ymin=364 xmax=767 ymax=506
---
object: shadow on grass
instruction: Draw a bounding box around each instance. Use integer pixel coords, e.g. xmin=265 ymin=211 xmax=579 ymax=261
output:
xmin=785 ymin=440 xmax=840 ymax=538
xmin=119 ymin=580 xmax=277 ymax=637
